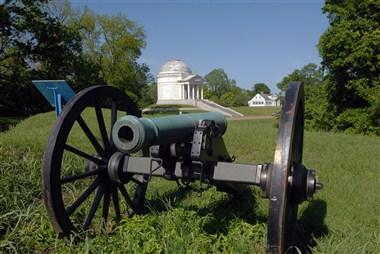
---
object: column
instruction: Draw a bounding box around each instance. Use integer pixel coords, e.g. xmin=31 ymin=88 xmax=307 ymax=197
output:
xmin=192 ymin=85 xmax=195 ymax=100
xmin=187 ymin=84 xmax=190 ymax=100
xmin=201 ymin=87 xmax=204 ymax=100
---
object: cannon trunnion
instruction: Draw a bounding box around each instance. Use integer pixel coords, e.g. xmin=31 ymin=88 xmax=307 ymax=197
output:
xmin=42 ymin=82 xmax=322 ymax=253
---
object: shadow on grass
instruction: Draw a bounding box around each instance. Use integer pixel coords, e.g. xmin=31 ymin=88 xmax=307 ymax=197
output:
xmin=145 ymin=185 xmax=193 ymax=213
xmin=296 ymin=199 xmax=328 ymax=253
xmin=194 ymin=188 xmax=266 ymax=235
xmin=146 ymin=184 xmax=266 ymax=235
xmin=0 ymin=116 xmax=24 ymax=132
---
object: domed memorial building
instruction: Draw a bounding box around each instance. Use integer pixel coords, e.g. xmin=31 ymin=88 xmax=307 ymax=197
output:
xmin=155 ymin=59 xmax=243 ymax=118
xmin=156 ymin=60 xmax=204 ymax=105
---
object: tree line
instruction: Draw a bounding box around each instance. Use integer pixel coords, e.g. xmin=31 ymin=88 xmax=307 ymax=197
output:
xmin=202 ymin=68 xmax=272 ymax=107
xmin=0 ymin=0 xmax=155 ymax=116
xmin=204 ymin=0 xmax=380 ymax=135
xmin=277 ymin=0 xmax=379 ymax=135
xmin=0 ymin=0 xmax=270 ymax=115
xmin=1 ymin=0 xmax=378 ymax=135
xmin=207 ymin=0 xmax=379 ymax=136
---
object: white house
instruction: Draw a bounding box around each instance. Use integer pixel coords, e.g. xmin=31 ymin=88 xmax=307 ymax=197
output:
xmin=156 ymin=60 xmax=204 ymax=104
xmin=248 ymin=93 xmax=280 ymax=107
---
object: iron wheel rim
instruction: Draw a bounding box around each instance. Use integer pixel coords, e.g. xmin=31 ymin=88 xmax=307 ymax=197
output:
xmin=267 ymin=82 xmax=304 ymax=253
xmin=43 ymin=85 xmax=148 ymax=236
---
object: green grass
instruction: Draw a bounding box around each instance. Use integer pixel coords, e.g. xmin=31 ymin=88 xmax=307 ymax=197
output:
xmin=145 ymin=104 xmax=196 ymax=109
xmin=232 ymin=106 xmax=281 ymax=116
xmin=143 ymin=104 xmax=206 ymax=116
xmin=143 ymin=110 xmax=207 ymax=117
xmin=0 ymin=111 xmax=379 ymax=253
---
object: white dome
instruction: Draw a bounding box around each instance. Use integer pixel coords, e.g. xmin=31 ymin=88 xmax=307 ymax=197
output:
xmin=156 ymin=60 xmax=203 ymax=103
xmin=159 ymin=60 xmax=192 ymax=76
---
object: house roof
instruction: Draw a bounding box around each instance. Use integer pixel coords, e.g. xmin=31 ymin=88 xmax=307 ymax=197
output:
xmin=249 ymin=93 xmax=279 ymax=102
xmin=260 ymin=94 xmax=271 ymax=100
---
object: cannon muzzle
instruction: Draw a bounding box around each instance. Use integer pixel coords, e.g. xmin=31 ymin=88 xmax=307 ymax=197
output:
xmin=112 ymin=112 xmax=227 ymax=153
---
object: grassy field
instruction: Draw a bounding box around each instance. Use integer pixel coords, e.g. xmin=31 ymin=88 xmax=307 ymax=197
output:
xmin=143 ymin=104 xmax=206 ymax=115
xmin=143 ymin=105 xmax=278 ymax=117
xmin=233 ymin=106 xmax=281 ymax=116
xmin=0 ymin=111 xmax=379 ymax=253
xmin=145 ymin=104 xmax=197 ymax=109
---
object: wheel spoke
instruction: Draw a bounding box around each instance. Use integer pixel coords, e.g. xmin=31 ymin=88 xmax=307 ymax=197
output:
xmin=77 ymin=115 xmax=105 ymax=156
xmin=102 ymin=187 xmax=111 ymax=222
xmin=110 ymin=100 xmax=117 ymax=147
xmin=64 ymin=144 xmax=104 ymax=165
xmin=66 ymin=178 xmax=101 ymax=216
xmin=111 ymin=186 xmax=120 ymax=218
xmin=61 ymin=168 xmax=103 ymax=184
xmin=83 ymin=184 xmax=105 ymax=230
xmin=111 ymin=100 xmax=117 ymax=128
xmin=95 ymin=102 xmax=110 ymax=151
xmin=43 ymin=86 xmax=143 ymax=236
xmin=118 ymin=184 xmax=135 ymax=210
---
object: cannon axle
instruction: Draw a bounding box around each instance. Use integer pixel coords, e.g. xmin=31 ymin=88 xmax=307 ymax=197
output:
xmin=106 ymin=152 xmax=321 ymax=205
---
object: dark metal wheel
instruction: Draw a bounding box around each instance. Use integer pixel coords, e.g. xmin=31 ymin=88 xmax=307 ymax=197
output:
xmin=43 ymin=85 xmax=148 ymax=236
xmin=266 ymin=82 xmax=305 ymax=253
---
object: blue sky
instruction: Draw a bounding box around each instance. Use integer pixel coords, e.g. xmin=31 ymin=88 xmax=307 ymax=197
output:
xmin=70 ymin=0 xmax=329 ymax=93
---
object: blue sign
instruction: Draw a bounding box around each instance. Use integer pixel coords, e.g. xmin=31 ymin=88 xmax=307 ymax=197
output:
xmin=32 ymin=80 xmax=76 ymax=117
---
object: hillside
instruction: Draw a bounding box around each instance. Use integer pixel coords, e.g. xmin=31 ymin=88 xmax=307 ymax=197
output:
xmin=0 ymin=112 xmax=379 ymax=253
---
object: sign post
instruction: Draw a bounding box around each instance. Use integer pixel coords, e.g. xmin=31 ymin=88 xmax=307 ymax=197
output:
xmin=32 ymin=80 xmax=76 ymax=117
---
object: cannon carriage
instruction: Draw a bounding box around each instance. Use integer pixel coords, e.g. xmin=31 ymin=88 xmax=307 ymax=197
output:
xmin=42 ymin=82 xmax=322 ymax=253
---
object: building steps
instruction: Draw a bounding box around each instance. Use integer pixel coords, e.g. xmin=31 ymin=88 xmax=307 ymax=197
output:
xmin=195 ymin=100 xmax=244 ymax=118
xmin=154 ymin=99 xmax=243 ymax=117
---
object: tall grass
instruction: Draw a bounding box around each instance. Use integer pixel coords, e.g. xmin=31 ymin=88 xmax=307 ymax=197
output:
xmin=0 ymin=111 xmax=379 ymax=253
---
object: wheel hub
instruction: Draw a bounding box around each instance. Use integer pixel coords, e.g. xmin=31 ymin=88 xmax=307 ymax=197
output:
xmin=259 ymin=163 xmax=322 ymax=203
xmin=85 ymin=155 xmax=103 ymax=172
xmin=289 ymin=163 xmax=323 ymax=204
xmin=108 ymin=152 xmax=129 ymax=184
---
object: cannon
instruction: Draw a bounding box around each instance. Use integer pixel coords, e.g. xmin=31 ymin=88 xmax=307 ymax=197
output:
xmin=42 ymin=82 xmax=322 ymax=253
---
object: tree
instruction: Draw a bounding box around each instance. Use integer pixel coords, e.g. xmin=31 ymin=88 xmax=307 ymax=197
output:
xmin=252 ymin=83 xmax=271 ymax=95
xmin=277 ymin=63 xmax=324 ymax=106
xmin=212 ymin=85 xmax=248 ymax=107
xmin=140 ymin=81 xmax=157 ymax=107
xmin=71 ymin=8 xmax=150 ymax=105
xmin=0 ymin=0 xmax=82 ymax=116
xmin=220 ymin=92 xmax=236 ymax=107
xmin=230 ymin=86 xmax=250 ymax=106
xmin=318 ymin=0 xmax=380 ymax=135
xmin=0 ymin=1 xmax=151 ymax=116
xmin=203 ymin=69 xmax=250 ymax=106
xmin=277 ymin=63 xmax=322 ymax=92
xmin=277 ymin=63 xmax=327 ymax=130
xmin=204 ymin=69 xmax=234 ymax=97
xmin=1 ymin=1 xmax=81 ymax=77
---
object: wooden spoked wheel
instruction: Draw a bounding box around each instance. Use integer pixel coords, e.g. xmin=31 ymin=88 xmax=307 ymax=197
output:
xmin=266 ymin=82 xmax=305 ymax=253
xmin=43 ymin=86 xmax=148 ymax=236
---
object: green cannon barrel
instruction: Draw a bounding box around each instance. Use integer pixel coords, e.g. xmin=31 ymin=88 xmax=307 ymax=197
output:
xmin=112 ymin=112 xmax=227 ymax=153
